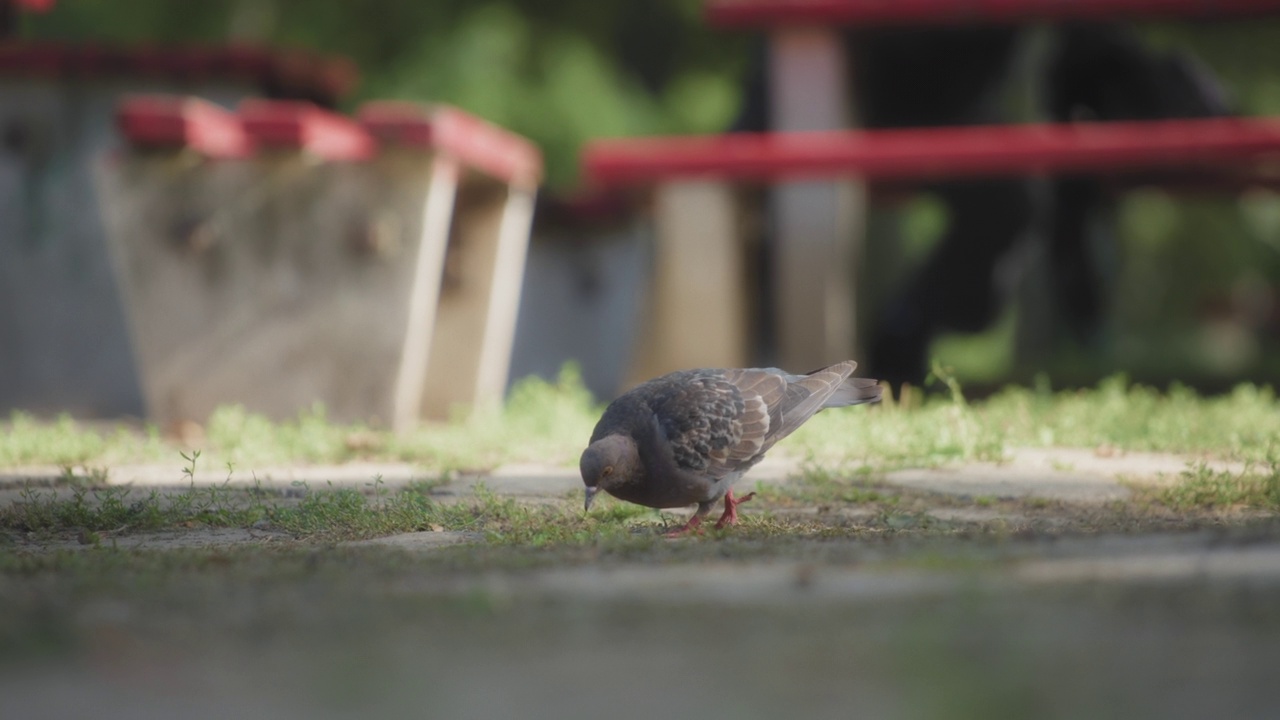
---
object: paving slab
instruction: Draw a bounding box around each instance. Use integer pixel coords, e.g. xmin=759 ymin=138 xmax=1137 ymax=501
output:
xmin=439 ymin=463 xmax=579 ymax=498
xmin=925 ymin=506 xmax=1032 ymax=524
xmin=348 ymin=531 xmax=482 ymax=549
xmin=388 ymin=538 xmax=1280 ymax=605
xmin=884 ymin=464 xmax=1131 ymax=502
xmin=1005 ymin=447 xmax=1245 ymax=482
xmin=1015 ymin=544 xmax=1280 ymax=584
xmin=878 ymin=447 xmax=1246 ymax=503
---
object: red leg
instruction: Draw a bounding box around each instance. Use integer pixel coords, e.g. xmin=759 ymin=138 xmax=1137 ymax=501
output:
xmin=663 ymin=514 xmax=703 ymax=538
xmin=714 ymin=489 xmax=757 ymax=529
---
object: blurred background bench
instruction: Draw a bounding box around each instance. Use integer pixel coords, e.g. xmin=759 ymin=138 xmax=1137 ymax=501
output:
xmin=0 ymin=41 xmax=355 ymax=418
xmin=102 ymin=97 xmax=540 ymax=431
xmin=584 ymin=0 xmax=1280 ymax=385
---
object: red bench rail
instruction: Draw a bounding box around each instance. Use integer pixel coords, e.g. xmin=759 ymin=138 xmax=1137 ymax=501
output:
xmin=116 ymin=96 xmax=253 ymax=159
xmin=583 ymin=118 xmax=1280 ymax=185
xmin=706 ymin=0 xmax=1280 ymax=27
xmin=115 ymin=95 xmax=543 ymax=182
xmin=360 ymin=102 xmax=542 ymax=185
xmin=239 ymin=99 xmax=375 ymax=160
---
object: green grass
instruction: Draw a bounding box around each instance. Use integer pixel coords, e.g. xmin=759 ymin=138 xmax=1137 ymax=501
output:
xmin=1146 ymin=458 xmax=1280 ymax=512
xmin=787 ymin=373 xmax=1280 ymax=470
xmin=4 ymin=367 xmax=1280 ymax=543
xmin=0 ymin=479 xmax=600 ymax=545
xmin=0 ymin=448 xmax=675 ymax=545
xmin=7 ymin=370 xmax=1278 ymax=474
xmin=5 ymin=368 xmax=1274 ymax=471
xmin=265 ymin=483 xmax=664 ymax=544
xmin=0 ymin=413 xmax=171 ymax=467
xmin=1 ymin=365 xmax=598 ymax=471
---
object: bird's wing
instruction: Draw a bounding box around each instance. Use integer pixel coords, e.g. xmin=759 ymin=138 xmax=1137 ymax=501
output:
xmin=726 ymin=362 xmax=857 ymax=444
xmin=646 ymin=363 xmax=865 ymax=482
xmin=712 ymin=368 xmax=789 ymax=472
xmin=649 ymin=370 xmax=785 ymax=481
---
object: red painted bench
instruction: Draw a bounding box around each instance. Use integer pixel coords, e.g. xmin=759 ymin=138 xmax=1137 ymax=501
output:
xmin=116 ymin=96 xmax=541 ymax=180
xmin=581 ymin=0 xmax=1280 ymax=380
xmin=586 ymin=118 xmax=1280 ymax=184
xmin=105 ymin=95 xmax=541 ymax=429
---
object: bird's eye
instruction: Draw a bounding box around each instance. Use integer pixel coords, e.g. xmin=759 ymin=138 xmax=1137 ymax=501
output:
xmin=602 ymin=465 xmax=613 ymax=476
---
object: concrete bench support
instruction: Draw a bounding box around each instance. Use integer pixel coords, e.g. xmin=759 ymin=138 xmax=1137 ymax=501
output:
xmin=629 ymin=180 xmax=747 ymax=383
xmin=417 ymin=175 xmax=537 ymax=420
xmin=0 ymin=41 xmax=354 ymax=417
xmin=100 ymin=97 xmax=541 ymax=431
xmin=767 ymin=27 xmax=860 ymax=370
xmin=391 ymin=154 xmax=458 ymax=429
xmin=363 ymin=103 xmax=542 ymax=422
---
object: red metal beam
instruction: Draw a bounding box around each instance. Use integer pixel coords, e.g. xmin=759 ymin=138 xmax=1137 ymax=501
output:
xmin=706 ymin=0 xmax=1280 ymax=27
xmin=239 ymin=100 xmax=375 ymax=161
xmin=583 ymin=118 xmax=1280 ymax=185
xmin=359 ymin=101 xmax=543 ymax=185
xmin=115 ymin=95 xmax=545 ymax=185
xmin=116 ymin=95 xmax=252 ymax=159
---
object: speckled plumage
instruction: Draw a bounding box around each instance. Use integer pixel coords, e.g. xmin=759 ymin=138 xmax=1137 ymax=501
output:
xmin=581 ymin=361 xmax=881 ymax=530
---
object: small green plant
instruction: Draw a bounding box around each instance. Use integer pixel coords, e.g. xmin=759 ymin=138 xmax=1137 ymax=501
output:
xmin=4 ymin=483 xmax=171 ymax=534
xmin=1155 ymin=459 xmax=1280 ymax=511
xmin=180 ymin=449 xmax=200 ymax=483
xmin=927 ymin=361 xmax=968 ymax=408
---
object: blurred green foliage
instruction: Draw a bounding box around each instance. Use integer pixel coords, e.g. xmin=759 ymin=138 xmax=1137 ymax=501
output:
xmin=19 ymin=0 xmax=746 ymax=188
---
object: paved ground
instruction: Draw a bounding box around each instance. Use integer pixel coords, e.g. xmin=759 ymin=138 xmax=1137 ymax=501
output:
xmin=3 ymin=447 xmax=1278 ymax=719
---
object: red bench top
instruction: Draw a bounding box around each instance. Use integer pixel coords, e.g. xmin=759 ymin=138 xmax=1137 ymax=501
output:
xmin=583 ymin=118 xmax=1280 ymax=185
xmin=239 ymin=99 xmax=375 ymax=160
xmin=116 ymin=96 xmax=253 ymax=159
xmin=115 ymin=95 xmax=543 ymax=184
xmin=360 ymin=102 xmax=542 ymax=185
xmin=706 ymin=0 xmax=1280 ymax=27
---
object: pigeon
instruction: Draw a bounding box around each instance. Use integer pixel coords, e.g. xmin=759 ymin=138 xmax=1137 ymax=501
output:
xmin=580 ymin=360 xmax=881 ymax=534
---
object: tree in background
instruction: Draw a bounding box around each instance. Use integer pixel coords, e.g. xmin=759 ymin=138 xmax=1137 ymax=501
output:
xmin=16 ymin=0 xmax=746 ymax=188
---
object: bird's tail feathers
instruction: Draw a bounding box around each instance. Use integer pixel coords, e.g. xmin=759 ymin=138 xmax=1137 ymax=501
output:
xmin=794 ymin=361 xmax=883 ymax=408
xmin=824 ymin=376 xmax=883 ymax=408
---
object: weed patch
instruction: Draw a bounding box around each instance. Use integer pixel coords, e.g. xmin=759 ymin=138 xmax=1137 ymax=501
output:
xmin=1146 ymin=459 xmax=1280 ymax=511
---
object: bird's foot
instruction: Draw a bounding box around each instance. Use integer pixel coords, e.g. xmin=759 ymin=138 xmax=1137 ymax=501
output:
xmin=663 ymin=515 xmax=703 ymax=538
xmin=714 ymin=490 xmax=757 ymax=529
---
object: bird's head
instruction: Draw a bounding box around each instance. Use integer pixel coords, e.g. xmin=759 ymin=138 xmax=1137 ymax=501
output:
xmin=580 ymin=434 xmax=638 ymax=512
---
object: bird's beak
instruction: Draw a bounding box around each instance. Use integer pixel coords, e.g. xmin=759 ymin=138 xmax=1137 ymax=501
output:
xmin=583 ymin=486 xmax=599 ymax=512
